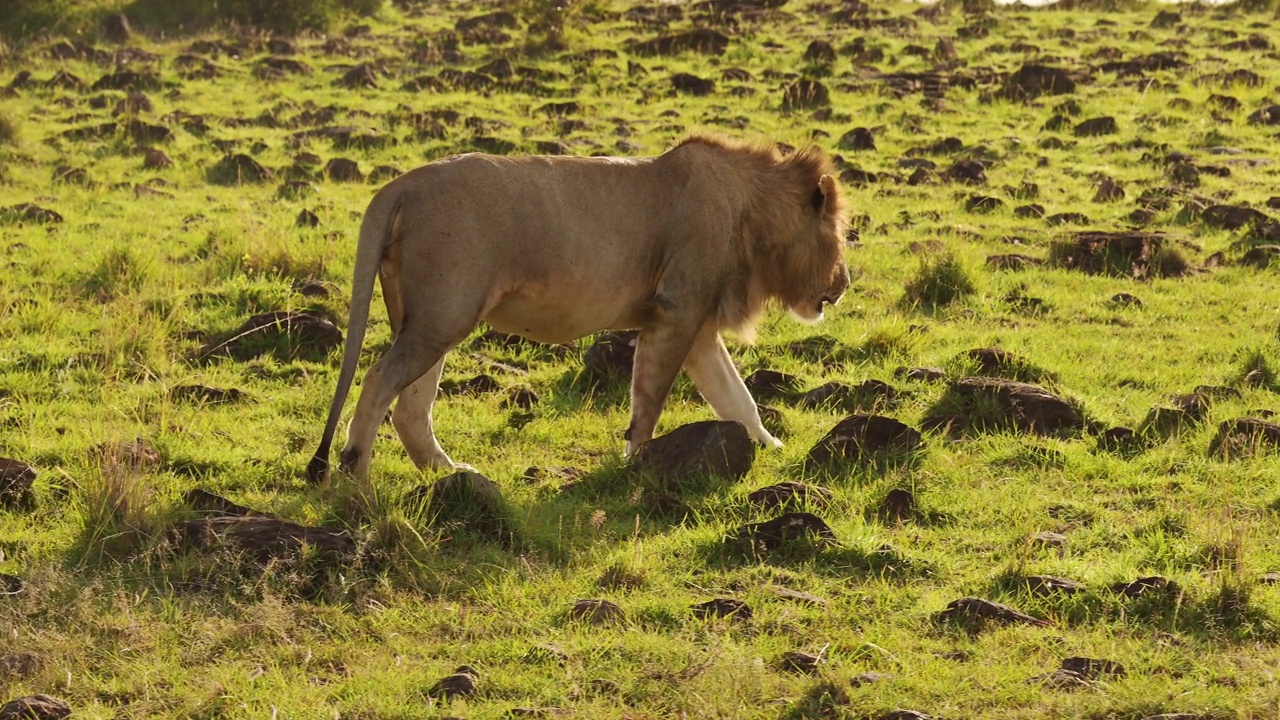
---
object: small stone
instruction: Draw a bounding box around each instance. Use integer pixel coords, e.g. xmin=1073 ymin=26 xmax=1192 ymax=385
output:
xmin=778 ymin=650 xmax=822 ymax=675
xmin=1031 ymin=531 xmax=1066 ymax=549
xmin=691 ymin=598 xmax=752 ymax=621
xmin=323 ymin=158 xmax=363 ymax=182
xmin=747 ymin=481 xmax=832 ymax=511
xmin=1112 ymin=575 xmax=1180 ymax=599
xmin=0 ymin=458 xmax=36 ymax=511
xmin=0 ymin=574 xmax=23 ymax=596
xmin=0 ymin=653 xmax=41 ymax=679
xmin=0 ymin=695 xmax=70 ymax=720
xmin=426 ymin=667 xmax=477 ymax=702
xmin=1023 ymin=575 xmax=1085 ymax=596
xmin=143 ymin=148 xmax=172 ymax=169
xmin=569 ymin=599 xmax=624 ymax=625
xmin=850 ymin=671 xmax=892 ymax=687
xmin=734 ymin=512 xmax=837 ymax=552
xmin=803 ymin=414 xmax=923 ymax=470
xmin=879 ymin=488 xmax=915 ymax=522
xmin=935 ymin=597 xmax=1051 ymax=627
xmin=295 ymin=209 xmax=320 ymax=227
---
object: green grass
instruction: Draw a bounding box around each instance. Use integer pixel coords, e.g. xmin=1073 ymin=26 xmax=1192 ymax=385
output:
xmin=3 ymin=1 xmax=1280 ymax=718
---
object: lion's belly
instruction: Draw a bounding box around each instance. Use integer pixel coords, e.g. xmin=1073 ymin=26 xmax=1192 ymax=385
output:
xmin=484 ymin=285 xmax=644 ymax=345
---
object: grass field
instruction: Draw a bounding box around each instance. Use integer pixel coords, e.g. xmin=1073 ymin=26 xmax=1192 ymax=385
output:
xmin=3 ymin=0 xmax=1280 ymax=718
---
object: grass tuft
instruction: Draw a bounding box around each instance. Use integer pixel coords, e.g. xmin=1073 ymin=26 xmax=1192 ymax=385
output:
xmin=901 ymin=251 xmax=977 ymax=310
xmin=78 ymin=450 xmax=159 ymax=561
xmin=0 ymin=110 xmax=17 ymax=146
xmin=77 ymin=246 xmax=151 ymax=302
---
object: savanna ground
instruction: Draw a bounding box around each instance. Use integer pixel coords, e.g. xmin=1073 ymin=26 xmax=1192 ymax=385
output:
xmin=2 ymin=0 xmax=1280 ymax=717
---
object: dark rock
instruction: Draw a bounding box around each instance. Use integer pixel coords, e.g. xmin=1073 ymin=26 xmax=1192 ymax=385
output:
xmin=1093 ymin=177 xmax=1125 ymax=203
xmin=580 ymin=331 xmax=637 ymax=390
xmin=850 ymin=671 xmax=892 ymax=687
xmin=743 ymin=369 xmax=800 ymax=400
xmin=1050 ymin=231 xmax=1186 ymax=279
xmin=734 ymin=512 xmax=837 ymax=552
xmin=276 ymin=180 xmax=315 ymax=200
xmin=440 ymin=373 xmax=502 ymax=396
xmin=1002 ymin=64 xmax=1076 ymax=100
xmin=964 ymin=347 xmax=1037 ymax=379
xmin=631 ymin=421 xmax=756 ymax=482
xmin=92 ymin=70 xmax=160 ymax=91
xmin=782 ymin=79 xmax=829 ymax=111
xmin=1031 ymin=531 xmax=1066 ymax=549
xmin=1242 ymin=245 xmax=1280 ymax=268
xmin=943 ymin=158 xmax=986 ymax=184
xmin=1030 ymin=668 xmax=1093 ymax=690
xmin=1140 ymin=392 xmax=1210 ymax=437
xmin=1013 ymin=204 xmax=1046 ymax=219
xmin=167 ymin=516 xmax=355 ymax=564
xmin=838 ymin=127 xmax=875 ymax=151
xmin=631 ymin=29 xmax=730 ymax=56
xmin=0 ymin=695 xmax=70 ymax=720
xmin=169 ymin=385 xmax=245 ymax=404
xmin=936 ymin=597 xmax=1051 ymax=627
xmin=183 ymin=489 xmax=260 ymax=517
xmin=296 ymin=209 xmax=320 ymax=227
xmin=778 ymin=650 xmax=822 ymax=675
xmin=879 ymin=488 xmax=915 ymax=522
xmin=747 ymin=481 xmax=832 ymax=511
xmin=803 ymin=40 xmax=837 ymax=64
xmin=337 ymin=64 xmax=378 ymax=89
xmin=101 ymin=13 xmax=132 ymax=42
xmin=143 ymin=148 xmax=172 ymax=169
xmin=1112 ymin=576 xmax=1180 ymax=599
xmin=426 ymin=666 xmax=478 ymax=702
xmin=218 ymin=311 xmax=341 ymax=361
xmin=1098 ymin=426 xmax=1141 ymax=453
xmin=670 ymin=73 xmax=715 ymax=96
xmin=926 ymin=377 xmax=1084 ymax=436
xmin=691 ymin=598 xmax=752 ymax=621
xmin=1151 ymin=10 xmax=1181 ymax=28
xmin=986 ymin=253 xmax=1042 ymax=271
xmin=895 ymin=366 xmax=947 ymax=382
xmin=208 ymin=154 xmax=272 ymax=185
xmin=1209 ymin=418 xmax=1280 ymax=459
xmin=0 ymin=574 xmax=23 ymax=596
xmin=1246 ymin=105 xmax=1280 ymax=126
xmin=1062 ymin=656 xmax=1126 ymax=679
xmin=256 ymin=57 xmax=312 ymax=76
xmin=1201 ymin=204 xmax=1270 ymax=230
xmin=1074 ymin=117 xmax=1118 ymax=137
xmin=1023 ymin=575 xmax=1085 ymax=596
xmin=966 ymin=195 xmax=1004 ymax=213
xmin=502 ymin=387 xmax=539 ymax=411
xmin=804 ymin=414 xmax=923 ymax=470
xmin=407 ymin=471 xmax=517 ymax=544
xmin=0 ymin=459 xmax=36 ymax=511
xmin=323 ymin=158 xmax=363 ymax=182
xmin=0 ymin=653 xmax=41 ymax=680
xmin=569 ymin=599 xmax=624 ymax=624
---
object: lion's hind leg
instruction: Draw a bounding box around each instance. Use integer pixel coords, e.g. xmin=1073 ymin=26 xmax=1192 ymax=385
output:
xmin=683 ymin=324 xmax=783 ymax=449
xmin=391 ymin=356 xmax=464 ymax=471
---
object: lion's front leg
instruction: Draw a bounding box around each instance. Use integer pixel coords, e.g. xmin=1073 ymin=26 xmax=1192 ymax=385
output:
xmin=683 ymin=323 xmax=783 ymax=449
xmin=624 ymin=320 xmax=703 ymax=455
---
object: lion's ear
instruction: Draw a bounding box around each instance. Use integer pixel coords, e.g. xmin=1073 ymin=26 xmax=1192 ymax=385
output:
xmin=812 ymin=174 xmax=838 ymax=213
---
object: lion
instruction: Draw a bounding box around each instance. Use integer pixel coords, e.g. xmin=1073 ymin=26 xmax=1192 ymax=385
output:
xmin=307 ymin=134 xmax=850 ymax=483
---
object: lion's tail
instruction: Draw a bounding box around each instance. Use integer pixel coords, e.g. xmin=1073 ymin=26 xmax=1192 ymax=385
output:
xmin=306 ymin=191 xmax=402 ymax=483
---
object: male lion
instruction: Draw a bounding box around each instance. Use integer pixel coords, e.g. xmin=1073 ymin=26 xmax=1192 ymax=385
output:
xmin=307 ymin=134 xmax=849 ymax=482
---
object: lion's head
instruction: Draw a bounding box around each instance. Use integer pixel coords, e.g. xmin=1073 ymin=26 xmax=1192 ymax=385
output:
xmin=743 ymin=144 xmax=850 ymax=327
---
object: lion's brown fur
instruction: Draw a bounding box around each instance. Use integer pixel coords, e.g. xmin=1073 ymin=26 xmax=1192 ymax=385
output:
xmin=308 ymin=133 xmax=850 ymax=481
xmin=675 ymin=134 xmax=849 ymax=337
